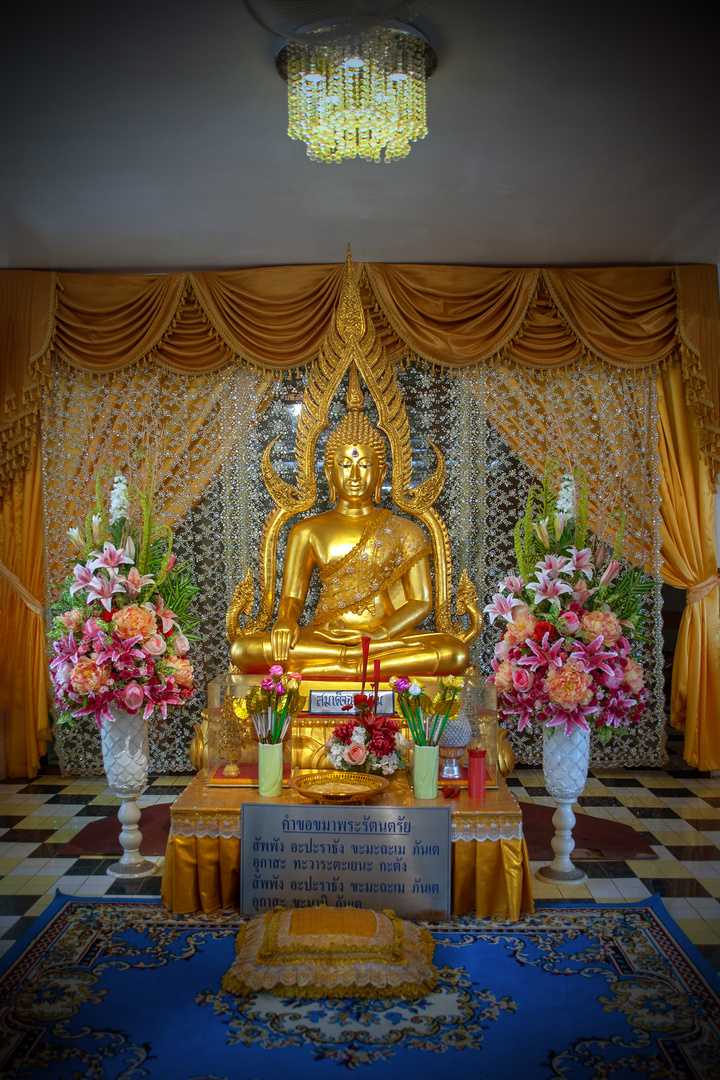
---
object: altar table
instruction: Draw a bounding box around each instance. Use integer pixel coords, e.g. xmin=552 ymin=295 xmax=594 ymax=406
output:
xmin=161 ymin=772 xmax=534 ymax=919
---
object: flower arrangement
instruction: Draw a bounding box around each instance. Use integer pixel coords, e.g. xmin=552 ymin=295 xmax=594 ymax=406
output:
xmin=485 ymin=462 xmax=651 ymax=744
xmin=390 ymin=675 xmax=465 ymax=745
xmin=233 ymin=665 xmax=305 ymax=744
xmin=48 ymin=463 xmax=200 ymax=728
xmin=326 ymin=703 xmax=407 ymax=775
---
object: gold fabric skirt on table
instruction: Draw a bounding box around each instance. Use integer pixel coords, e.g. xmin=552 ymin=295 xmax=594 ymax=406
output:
xmin=160 ymin=772 xmax=534 ymax=919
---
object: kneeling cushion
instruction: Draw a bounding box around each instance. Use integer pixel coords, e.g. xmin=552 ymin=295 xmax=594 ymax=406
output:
xmin=222 ymin=904 xmax=437 ymax=1000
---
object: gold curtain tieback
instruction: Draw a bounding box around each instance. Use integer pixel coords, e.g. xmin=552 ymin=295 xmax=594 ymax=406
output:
xmin=686 ymin=574 xmax=719 ymax=604
xmin=0 ymin=558 xmax=44 ymax=617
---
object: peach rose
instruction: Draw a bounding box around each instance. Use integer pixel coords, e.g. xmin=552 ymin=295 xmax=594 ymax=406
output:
xmin=504 ymin=613 xmax=538 ymax=647
xmin=623 ymin=657 xmax=645 ymax=694
xmin=343 ymin=742 xmax=367 ymax=766
xmin=493 ymin=659 xmax=514 ymax=693
xmin=544 ymin=664 xmax=593 ymax=710
xmin=114 ymin=604 xmax=158 ymax=641
xmin=164 ymin=656 xmax=193 ymax=687
xmin=57 ymin=609 xmax=84 ymax=633
xmin=70 ymin=657 xmax=112 ymax=695
xmin=144 ymin=634 xmax=167 ymax=657
xmin=581 ymin=609 xmax=622 ymax=646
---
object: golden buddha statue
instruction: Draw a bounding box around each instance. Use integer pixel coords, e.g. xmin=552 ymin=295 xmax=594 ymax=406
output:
xmin=227 ymin=248 xmax=481 ymax=679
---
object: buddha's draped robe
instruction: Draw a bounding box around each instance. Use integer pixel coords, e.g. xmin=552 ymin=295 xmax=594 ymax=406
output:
xmin=310 ymin=508 xmax=431 ymax=627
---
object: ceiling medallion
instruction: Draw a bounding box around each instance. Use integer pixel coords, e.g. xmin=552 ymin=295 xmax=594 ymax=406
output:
xmin=276 ymin=22 xmax=437 ymax=164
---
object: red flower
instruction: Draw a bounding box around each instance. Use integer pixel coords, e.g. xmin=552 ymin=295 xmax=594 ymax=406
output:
xmin=533 ymin=621 xmax=556 ymax=642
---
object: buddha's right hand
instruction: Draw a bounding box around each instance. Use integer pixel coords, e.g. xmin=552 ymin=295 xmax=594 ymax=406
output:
xmin=270 ymin=618 xmax=300 ymax=661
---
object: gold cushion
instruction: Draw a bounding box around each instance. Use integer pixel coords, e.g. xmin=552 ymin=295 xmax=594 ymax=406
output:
xmin=222 ymin=905 xmax=437 ymax=1000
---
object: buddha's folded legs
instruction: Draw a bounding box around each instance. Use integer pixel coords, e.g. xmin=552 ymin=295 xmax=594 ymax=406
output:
xmin=231 ymin=630 xmax=468 ymax=677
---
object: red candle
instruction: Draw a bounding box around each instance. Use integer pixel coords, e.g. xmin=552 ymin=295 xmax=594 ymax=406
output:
xmin=361 ymin=637 xmax=370 ymax=691
xmin=468 ymin=748 xmax=486 ymax=798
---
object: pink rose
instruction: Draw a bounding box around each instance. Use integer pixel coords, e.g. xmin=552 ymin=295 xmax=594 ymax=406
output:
xmin=623 ymin=657 xmax=645 ymax=694
xmin=511 ymin=668 xmax=535 ymax=693
xmin=494 ymin=639 xmax=511 ymax=661
xmin=288 ymin=672 xmax=302 ymax=683
xmin=70 ymin=657 xmax=112 ymax=695
xmin=261 ymin=676 xmax=275 ymax=691
xmin=121 ymin=681 xmax=145 ymax=712
xmin=144 ymin=634 xmax=167 ymax=657
xmin=172 ymin=634 xmax=190 ymax=656
xmin=343 ymin=742 xmax=368 ymax=766
xmin=557 ymin=610 xmax=581 ymax=635
xmin=82 ymin=617 xmax=103 ymax=641
xmin=390 ymin=676 xmax=411 ymax=693
xmin=114 ymin=604 xmax=158 ymax=641
xmin=58 ymin=609 xmax=84 ymax=633
xmin=269 ymin=664 xmax=284 ymax=677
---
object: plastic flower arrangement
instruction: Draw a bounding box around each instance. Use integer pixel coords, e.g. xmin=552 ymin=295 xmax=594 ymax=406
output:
xmin=48 ymin=463 xmax=200 ymax=728
xmin=325 ymin=656 xmax=407 ymax=775
xmin=485 ymin=461 xmax=651 ymax=745
xmin=233 ymin=665 xmax=305 ymax=744
xmin=390 ymin=675 xmax=465 ymax=745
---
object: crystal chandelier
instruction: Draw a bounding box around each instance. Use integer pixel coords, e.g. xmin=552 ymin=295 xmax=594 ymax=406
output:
xmin=276 ymin=23 xmax=437 ymax=164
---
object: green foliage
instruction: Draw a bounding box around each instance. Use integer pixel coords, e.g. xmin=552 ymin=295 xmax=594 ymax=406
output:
xmin=573 ymin=467 xmax=589 ymax=549
xmin=156 ymin=565 xmax=200 ymax=631
xmin=597 ymin=567 xmax=653 ymax=641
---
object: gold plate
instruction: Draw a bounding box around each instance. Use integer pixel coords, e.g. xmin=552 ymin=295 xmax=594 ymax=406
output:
xmin=289 ymin=770 xmax=390 ymax=804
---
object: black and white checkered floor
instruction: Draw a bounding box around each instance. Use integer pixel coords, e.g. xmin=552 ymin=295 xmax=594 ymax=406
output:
xmin=1 ymin=728 xmax=719 ymax=970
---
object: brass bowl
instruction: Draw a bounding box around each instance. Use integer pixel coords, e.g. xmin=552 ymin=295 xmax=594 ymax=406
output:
xmin=289 ymin=770 xmax=390 ymax=805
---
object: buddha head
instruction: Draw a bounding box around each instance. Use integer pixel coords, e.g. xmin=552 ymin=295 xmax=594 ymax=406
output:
xmin=324 ymin=371 xmax=388 ymax=506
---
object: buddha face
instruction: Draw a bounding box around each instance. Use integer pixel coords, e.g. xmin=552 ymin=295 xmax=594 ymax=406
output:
xmin=326 ymin=443 xmax=386 ymax=505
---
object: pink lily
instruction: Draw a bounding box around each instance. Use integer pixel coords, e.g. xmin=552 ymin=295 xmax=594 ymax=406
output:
xmin=498 ymin=574 xmax=525 ymax=596
xmin=516 ymin=632 xmax=565 ymax=672
xmin=143 ymin=596 xmax=179 ymax=634
xmin=535 ymin=554 xmax=569 ymax=577
xmin=526 ymin=574 xmax=573 ymax=607
xmin=86 ymin=571 xmax=126 ymax=611
xmin=599 ymin=559 xmax=621 ymax=587
xmin=483 ymin=593 xmax=524 ymax=624
xmin=94 ymin=631 xmax=145 ymax=668
xmin=571 ymin=577 xmax=596 ymax=604
xmin=88 ymin=542 xmax=134 ymax=573
xmin=560 ymin=546 xmax=595 ymax=581
xmin=125 ymin=566 xmax=156 ymax=598
xmin=69 ymin=563 xmax=94 ymax=596
xmin=533 ymin=518 xmax=550 ymax=546
xmin=569 ymin=635 xmax=617 ymax=678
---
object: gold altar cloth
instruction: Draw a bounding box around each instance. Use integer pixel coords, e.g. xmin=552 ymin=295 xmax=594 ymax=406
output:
xmin=161 ymin=772 xmax=534 ymax=919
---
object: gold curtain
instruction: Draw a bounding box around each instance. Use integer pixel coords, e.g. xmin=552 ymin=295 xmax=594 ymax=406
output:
xmin=1 ymin=263 xmax=718 ymax=776
xmin=0 ymin=440 xmax=49 ymax=777
xmin=658 ymin=364 xmax=720 ymax=769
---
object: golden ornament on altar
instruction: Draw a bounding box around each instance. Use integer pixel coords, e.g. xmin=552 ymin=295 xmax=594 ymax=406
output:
xmin=227 ymin=247 xmax=481 ymax=679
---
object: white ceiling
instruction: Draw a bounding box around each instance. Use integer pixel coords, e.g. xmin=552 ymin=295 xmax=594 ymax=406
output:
xmin=2 ymin=0 xmax=718 ymax=272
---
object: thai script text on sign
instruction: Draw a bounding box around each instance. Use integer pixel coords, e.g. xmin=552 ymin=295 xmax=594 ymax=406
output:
xmin=241 ymin=804 xmax=450 ymax=920
xmin=308 ymin=689 xmax=395 ymax=715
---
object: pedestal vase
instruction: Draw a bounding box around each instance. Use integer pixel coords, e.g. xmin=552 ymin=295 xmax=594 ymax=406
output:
xmin=100 ymin=706 xmax=156 ymax=879
xmin=536 ymin=724 xmax=590 ymax=884
xmin=258 ymin=742 xmax=284 ymax=797
xmin=438 ymin=716 xmax=472 ymax=779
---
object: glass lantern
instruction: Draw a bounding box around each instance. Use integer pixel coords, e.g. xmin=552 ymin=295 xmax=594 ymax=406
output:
xmin=205 ymin=674 xmax=294 ymax=788
xmin=463 ymin=677 xmax=499 ymax=789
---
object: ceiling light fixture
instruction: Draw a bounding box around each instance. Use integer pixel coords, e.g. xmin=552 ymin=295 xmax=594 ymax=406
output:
xmin=275 ymin=21 xmax=437 ymax=164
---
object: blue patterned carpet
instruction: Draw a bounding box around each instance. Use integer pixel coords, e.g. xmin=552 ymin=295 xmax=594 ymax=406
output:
xmin=0 ymin=894 xmax=718 ymax=1080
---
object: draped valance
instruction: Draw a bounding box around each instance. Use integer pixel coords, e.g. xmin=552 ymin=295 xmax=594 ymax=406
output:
xmin=1 ymin=264 xmax=719 ymax=492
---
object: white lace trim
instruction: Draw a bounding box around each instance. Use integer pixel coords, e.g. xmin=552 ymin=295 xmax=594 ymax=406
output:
xmin=170 ymin=815 xmax=524 ymax=843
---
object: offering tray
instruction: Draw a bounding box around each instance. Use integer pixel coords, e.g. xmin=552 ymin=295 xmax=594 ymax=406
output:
xmin=289 ymin=770 xmax=389 ymax=804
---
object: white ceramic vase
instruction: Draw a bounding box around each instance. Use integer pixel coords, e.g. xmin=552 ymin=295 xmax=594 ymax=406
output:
xmin=100 ymin=705 xmax=156 ymax=879
xmin=536 ymin=723 xmax=590 ymax=884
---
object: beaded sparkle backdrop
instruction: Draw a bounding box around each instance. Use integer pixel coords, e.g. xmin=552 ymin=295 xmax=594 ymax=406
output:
xmin=43 ymin=355 xmax=664 ymax=773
